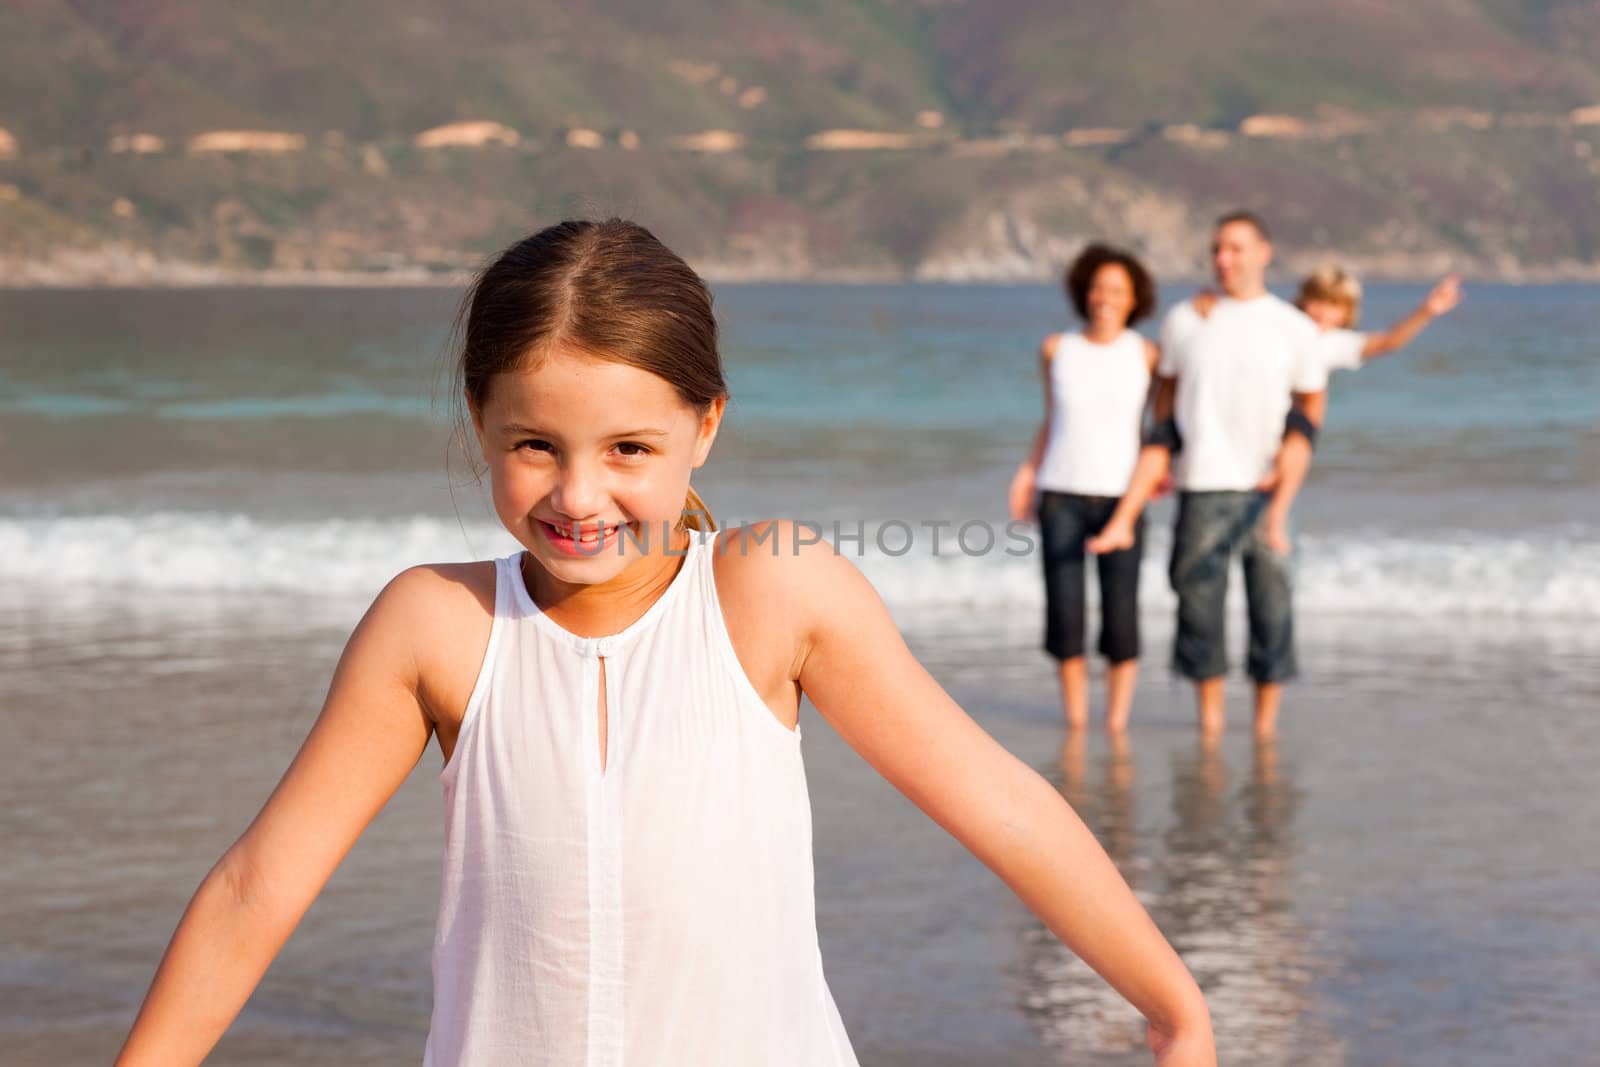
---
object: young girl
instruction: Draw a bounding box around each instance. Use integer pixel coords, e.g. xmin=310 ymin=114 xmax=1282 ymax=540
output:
xmin=1009 ymin=244 xmax=1162 ymax=734
xmin=117 ymin=220 xmax=1214 ymax=1066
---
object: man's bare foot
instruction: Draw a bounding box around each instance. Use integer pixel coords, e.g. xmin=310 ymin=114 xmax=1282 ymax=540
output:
xmin=1253 ymin=683 xmax=1282 ymax=738
xmin=1196 ymin=678 xmax=1225 ymax=738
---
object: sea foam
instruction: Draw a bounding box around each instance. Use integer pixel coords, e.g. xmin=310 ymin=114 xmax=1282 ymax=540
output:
xmin=1 ymin=512 xmax=1594 ymax=622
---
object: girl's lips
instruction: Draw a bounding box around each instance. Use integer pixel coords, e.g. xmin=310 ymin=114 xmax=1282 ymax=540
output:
xmin=537 ymin=519 xmax=626 ymax=558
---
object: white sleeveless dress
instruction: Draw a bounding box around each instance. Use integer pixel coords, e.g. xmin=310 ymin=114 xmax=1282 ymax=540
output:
xmin=424 ymin=533 xmax=859 ymax=1066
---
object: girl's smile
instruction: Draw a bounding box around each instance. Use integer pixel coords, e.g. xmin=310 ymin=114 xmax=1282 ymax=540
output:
xmin=536 ymin=517 xmax=631 ymax=557
xmin=472 ymin=344 xmax=722 ymax=594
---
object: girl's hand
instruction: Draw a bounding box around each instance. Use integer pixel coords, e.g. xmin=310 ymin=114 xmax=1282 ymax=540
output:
xmin=1191 ymin=289 xmax=1219 ymax=319
xmin=1008 ymin=462 xmax=1037 ymax=522
xmin=1148 ymin=1017 xmax=1218 ymax=1067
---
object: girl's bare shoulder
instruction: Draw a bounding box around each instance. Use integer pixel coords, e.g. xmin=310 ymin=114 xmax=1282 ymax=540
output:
xmin=711 ymin=522 xmax=796 ymax=615
xmin=713 ymin=520 xmax=845 ymax=578
xmin=712 ymin=522 xmax=871 ymax=630
xmin=374 ymin=560 xmax=498 ymax=625
xmin=364 ymin=560 xmax=500 ymax=725
xmin=710 ymin=522 xmax=865 ymax=711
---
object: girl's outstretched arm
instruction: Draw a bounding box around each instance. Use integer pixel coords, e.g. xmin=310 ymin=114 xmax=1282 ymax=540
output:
xmin=790 ymin=541 xmax=1214 ymax=1065
xmin=1361 ymin=273 xmax=1461 ymax=359
xmin=115 ymin=566 xmax=469 ymax=1066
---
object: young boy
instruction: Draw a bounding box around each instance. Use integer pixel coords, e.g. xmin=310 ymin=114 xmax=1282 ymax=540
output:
xmin=1296 ymin=266 xmax=1461 ymax=371
xmin=1194 ymin=268 xmax=1462 ymax=554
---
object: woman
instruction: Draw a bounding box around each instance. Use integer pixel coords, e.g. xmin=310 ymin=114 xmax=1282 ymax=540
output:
xmin=1010 ymin=244 xmax=1160 ymax=732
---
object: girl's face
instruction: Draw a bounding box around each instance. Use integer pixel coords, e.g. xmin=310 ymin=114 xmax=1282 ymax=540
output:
xmin=472 ymin=345 xmax=723 ymax=586
xmin=1086 ymin=263 xmax=1136 ymax=331
xmin=1302 ymin=297 xmax=1354 ymax=331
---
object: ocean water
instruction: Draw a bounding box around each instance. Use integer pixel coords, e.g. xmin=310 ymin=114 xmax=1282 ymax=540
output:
xmin=1 ymin=284 xmax=1593 ymax=617
xmin=2 ymin=284 xmax=1596 ymax=1065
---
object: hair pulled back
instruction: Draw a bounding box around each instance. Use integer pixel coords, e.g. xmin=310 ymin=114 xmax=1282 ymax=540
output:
xmin=454 ymin=219 xmax=724 ymax=529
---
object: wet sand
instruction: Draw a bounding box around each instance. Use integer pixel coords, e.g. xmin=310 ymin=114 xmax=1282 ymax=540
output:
xmin=4 ymin=589 xmax=1596 ymax=1065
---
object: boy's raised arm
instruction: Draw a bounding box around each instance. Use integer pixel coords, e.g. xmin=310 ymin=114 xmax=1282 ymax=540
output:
xmin=1362 ymin=274 xmax=1461 ymax=359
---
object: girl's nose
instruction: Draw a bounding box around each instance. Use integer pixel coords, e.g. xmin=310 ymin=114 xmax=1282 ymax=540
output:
xmin=552 ymin=459 xmax=606 ymax=519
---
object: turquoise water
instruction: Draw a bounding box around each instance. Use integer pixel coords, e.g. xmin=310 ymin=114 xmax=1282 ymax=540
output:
xmin=1 ymin=283 xmax=1593 ymax=612
xmin=3 ymin=283 xmax=1592 ymax=511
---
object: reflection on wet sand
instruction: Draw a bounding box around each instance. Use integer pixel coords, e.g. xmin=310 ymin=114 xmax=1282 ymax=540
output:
xmin=1017 ymin=736 xmax=1344 ymax=1065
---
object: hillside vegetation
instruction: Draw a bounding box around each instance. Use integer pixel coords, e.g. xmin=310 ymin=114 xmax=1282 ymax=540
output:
xmin=3 ymin=0 xmax=1598 ymax=282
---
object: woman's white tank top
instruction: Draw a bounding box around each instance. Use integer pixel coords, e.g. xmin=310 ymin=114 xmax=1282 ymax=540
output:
xmin=1034 ymin=330 xmax=1151 ymax=497
xmin=425 ymin=534 xmax=859 ymax=1067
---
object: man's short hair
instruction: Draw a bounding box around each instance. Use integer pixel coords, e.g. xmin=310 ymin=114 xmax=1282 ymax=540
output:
xmin=1215 ymin=210 xmax=1271 ymax=242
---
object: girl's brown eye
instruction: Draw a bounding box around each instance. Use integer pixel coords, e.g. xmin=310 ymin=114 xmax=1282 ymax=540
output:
xmin=616 ymin=442 xmax=650 ymax=457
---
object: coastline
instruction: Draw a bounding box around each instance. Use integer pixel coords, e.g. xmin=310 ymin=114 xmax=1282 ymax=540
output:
xmin=6 ymin=247 xmax=1600 ymax=289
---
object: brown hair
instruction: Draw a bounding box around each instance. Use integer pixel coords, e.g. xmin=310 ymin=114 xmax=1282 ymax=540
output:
xmin=454 ymin=219 xmax=724 ymax=530
xmin=1295 ymin=264 xmax=1363 ymax=328
xmin=1064 ymin=243 xmax=1157 ymax=326
xmin=1215 ymin=209 xmax=1271 ymax=242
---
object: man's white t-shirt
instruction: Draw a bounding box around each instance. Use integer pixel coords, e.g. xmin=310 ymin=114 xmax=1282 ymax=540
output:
xmin=1158 ymin=294 xmax=1327 ymax=492
xmin=1318 ymin=328 xmax=1366 ymax=374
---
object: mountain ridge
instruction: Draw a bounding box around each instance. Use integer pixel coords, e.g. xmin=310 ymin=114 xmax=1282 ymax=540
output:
xmin=3 ymin=1 xmax=1599 ymax=283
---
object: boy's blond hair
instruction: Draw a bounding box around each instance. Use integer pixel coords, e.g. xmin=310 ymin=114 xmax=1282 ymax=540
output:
xmin=1295 ymin=265 xmax=1363 ymax=328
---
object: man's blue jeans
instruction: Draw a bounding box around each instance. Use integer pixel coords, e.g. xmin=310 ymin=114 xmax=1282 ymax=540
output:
xmin=1168 ymin=490 xmax=1297 ymax=683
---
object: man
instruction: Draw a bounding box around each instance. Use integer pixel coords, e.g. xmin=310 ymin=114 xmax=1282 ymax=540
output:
xmin=1087 ymin=211 xmax=1326 ymax=738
